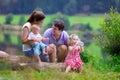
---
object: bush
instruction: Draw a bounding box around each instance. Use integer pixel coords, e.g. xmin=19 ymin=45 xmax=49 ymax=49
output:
xmin=5 ymin=13 xmax=13 ymax=24
xmin=95 ymin=8 xmax=120 ymax=72
xmin=19 ymin=15 xmax=25 ymax=25
xmin=95 ymin=8 xmax=120 ymax=56
xmin=80 ymin=47 xmax=94 ymax=63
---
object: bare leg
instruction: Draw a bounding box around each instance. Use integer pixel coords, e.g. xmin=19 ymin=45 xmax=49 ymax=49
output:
xmin=65 ymin=66 xmax=71 ymax=73
xmin=57 ymin=45 xmax=68 ymax=62
xmin=47 ymin=44 xmax=56 ymax=62
xmin=42 ymin=48 xmax=47 ymax=55
xmin=36 ymin=56 xmax=41 ymax=63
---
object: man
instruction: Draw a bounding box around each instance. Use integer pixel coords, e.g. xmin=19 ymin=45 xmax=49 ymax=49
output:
xmin=43 ymin=19 xmax=69 ymax=62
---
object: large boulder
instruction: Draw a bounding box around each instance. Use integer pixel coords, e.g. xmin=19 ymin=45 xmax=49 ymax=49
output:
xmin=0 ymin=50 xmax=65 ymax=71
xmin=0 ymin=51 xmax=9 ymax=58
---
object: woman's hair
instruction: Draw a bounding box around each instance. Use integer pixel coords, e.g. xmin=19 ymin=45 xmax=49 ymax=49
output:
xmin=27 ymin=11 xmax=45 ymax=23
xmin=53 ymin=19 xmax=65 ymax=31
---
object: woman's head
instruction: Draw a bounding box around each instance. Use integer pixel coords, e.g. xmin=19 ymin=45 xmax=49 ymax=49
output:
xmin=68 ymin=34 xmax=80 ymax=45
xmin=27 ymin=11 xmax=45 ymax=25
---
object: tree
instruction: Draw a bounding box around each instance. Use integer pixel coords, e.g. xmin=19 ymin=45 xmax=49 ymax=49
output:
xmin=63 ymin=0 xmax=77 ymax=15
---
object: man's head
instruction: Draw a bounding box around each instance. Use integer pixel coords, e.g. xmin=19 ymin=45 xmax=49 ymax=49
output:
xmin=53 ymin=19 xmax=65 ymax=31
xmin=52 ymin=19 xmax=65 ymax=36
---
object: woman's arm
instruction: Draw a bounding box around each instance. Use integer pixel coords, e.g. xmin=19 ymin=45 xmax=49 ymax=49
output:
xmin=21 ymin=26 xmax=34 ymax=44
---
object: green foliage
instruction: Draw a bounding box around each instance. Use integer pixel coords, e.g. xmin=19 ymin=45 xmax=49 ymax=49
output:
xmin=110 ymin=55 xmax=120 ymax=72
xmin=10 ymin=35 xmax=19 ymax=45
xmin=0 ymin=34 xmax=4 ymax=42
xmin=5 ymin=13 xmax=13 ymax=24
xmin=0 ymin=65 xmax=119 ymax=80
xmin=45 ymin=12 xmax=70 ymax=30
xmin=63 ymin=0 xmax=77 ymax=15
xmin=19 ymin=15 xmax=25 ymax=25
xmin=69 ymin=23 xmax=93 ymax=46
xmin=0 ymin=61 xmax=10 ymax=70
xmin=0 ymin=14 xmax=103 ymax=30
xmin=80 ymin=47 xmax=94 ymax=63
xmin=95 ymin=8 xmax=120 ymax=55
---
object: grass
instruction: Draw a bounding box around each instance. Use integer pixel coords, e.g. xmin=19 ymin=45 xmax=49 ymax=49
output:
xmin=0 ymin=14 xmax=104 ymax=30
xmin=0 ymin=64 xmax=119 ymax=80
xmin=0 ymin=34 xmax=4 ymax=42
xmin=10 ymin=35 xmax=19 ymax=45
xmin=69 ymin=14 xmax=104 ymax=30
xmin=87 ymin=42 xmax=102 ymax=57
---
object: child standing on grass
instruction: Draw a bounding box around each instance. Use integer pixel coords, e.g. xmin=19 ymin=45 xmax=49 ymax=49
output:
xmin=28 ymin=24 xmax=49 ymax=63
xmin=64 ymin=34 xmax=84 ymax=73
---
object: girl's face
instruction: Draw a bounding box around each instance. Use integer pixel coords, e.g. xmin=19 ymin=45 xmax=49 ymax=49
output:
xmin=72 ymin=36 xmax=79 ymax=44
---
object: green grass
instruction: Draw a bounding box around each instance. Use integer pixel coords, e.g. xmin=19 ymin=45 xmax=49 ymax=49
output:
xmin=0 ymin=64 xmax=119 ymax=80
xmin=0 ymin=34 xmax=4 ymax=42
xmin=0 ymin=15 xmax=6 ymax=24
xmin=10 ymin=35 xmax=19 ymax=45
xmin=69 ymin=14 xmax=104 ymax=30
xmin=87 ymin=42 xmax=102 ymax=57
xmin=0 ymin=14 xmax=104 ymax=30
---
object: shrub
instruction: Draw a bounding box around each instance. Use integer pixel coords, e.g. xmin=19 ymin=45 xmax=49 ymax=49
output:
xmin=80 ymin=47 xmax=93 ymax=63
xmin=5 ymin=13 xmax=13 ymax=24
xmin=95 ymin=8 xmax=120 ymax=56
xmin=95 ymin=8 xmax=120 ymax=72
xmin=19 ymin=15 xmax=25 ymax=25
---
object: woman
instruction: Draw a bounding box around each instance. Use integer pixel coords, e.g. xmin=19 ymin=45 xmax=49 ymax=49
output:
xmin=21 ymin=11 xmax=55 ymax=62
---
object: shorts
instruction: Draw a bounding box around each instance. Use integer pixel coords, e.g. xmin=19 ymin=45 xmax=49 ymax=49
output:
xmin=24 ymin=49 xmax=34 ymax=56
xmin=40 ymin=54 xmax=49 ymax=62
xmin=23 ymin=49 xmax=49 ymax=62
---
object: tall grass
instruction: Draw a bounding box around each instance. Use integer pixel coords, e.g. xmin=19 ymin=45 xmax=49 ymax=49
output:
xmin=0 ymin=64 xmax=119 ymax=80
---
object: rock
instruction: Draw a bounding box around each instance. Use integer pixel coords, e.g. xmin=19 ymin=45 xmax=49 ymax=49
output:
xmin=0 ymin=51 xmax=9 ymax=58
xmin=0 ymin=50 xmax=66 ymax=71
xmin=11 ymin=62 xmax=65 ymax=71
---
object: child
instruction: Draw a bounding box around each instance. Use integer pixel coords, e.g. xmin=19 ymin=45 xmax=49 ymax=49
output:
xmin=64 ymin=34 xmax=84 ymax=73
xmin=28 ymin=24 xmax=49 ymax=63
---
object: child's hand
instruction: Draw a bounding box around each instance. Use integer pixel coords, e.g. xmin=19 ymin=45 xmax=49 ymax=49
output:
xmin=42 ymin=37 xmax=49 ymax=41
xmin=31 ymin=37 xmax=41 ymax=42
xmin=29 ymin=37 xmax=37 ymax=41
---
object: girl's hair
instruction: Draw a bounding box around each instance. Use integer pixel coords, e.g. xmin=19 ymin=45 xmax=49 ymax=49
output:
xmin=27 ymin=11 xmax=45 ymax=23
xmin=68 ymin=34 xmax=80 ymax=45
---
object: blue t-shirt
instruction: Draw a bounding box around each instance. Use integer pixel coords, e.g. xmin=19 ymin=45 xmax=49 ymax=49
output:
xmin=43 ymin=28 xmax=69 ymax=46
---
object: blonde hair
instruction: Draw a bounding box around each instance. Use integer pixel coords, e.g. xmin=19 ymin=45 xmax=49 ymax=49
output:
xmin=68 ymin=34 xmax=80 ymax=45
xmin=31 ymin=24 xmax=40 ymax=34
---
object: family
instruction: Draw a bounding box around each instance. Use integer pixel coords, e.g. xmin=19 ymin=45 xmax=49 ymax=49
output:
xmin=21 ymin=11 xmax=84 ymax=73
